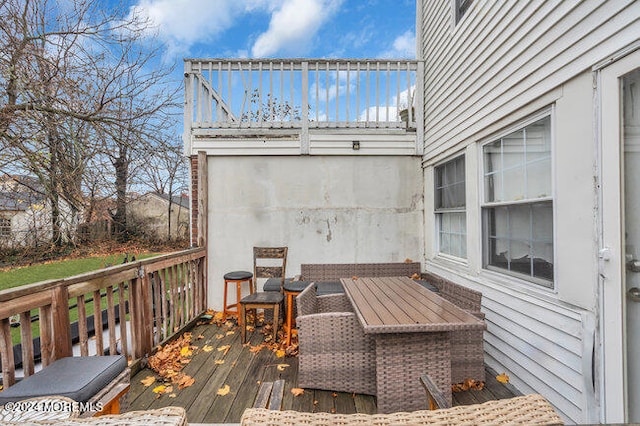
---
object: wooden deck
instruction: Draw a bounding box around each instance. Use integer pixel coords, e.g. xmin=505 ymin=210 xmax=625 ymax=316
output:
xmin=126 ymin=318 xmax=519 ymax=424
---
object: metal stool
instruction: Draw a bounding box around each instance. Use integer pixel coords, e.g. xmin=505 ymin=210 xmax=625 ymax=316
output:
xmin=239 ymin=292 xmax=284 ymax=343
xmin=283 ymin=280 xmax=313 ymax=346
xmin=223 ymin=270 xmax=253 ymax=319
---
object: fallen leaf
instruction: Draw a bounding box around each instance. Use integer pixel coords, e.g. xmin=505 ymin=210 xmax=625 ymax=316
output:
xmin=217 ymin=384 xmax=231 ymax=396
xmin=291 ymin=388 xmax=305 ymax=396
xmin=215 ymin=334 xmax=224 ymax=340
xmin=404 ymin=258 xmax=413 ymax=263
xmin=226 ymin=331 xmax=235 ymax=336
xmin=168 ymin=394 xmax=177 ymax=398
xmin=332 ymin=392 xmax=338 ymax=397
xmin=277 ymin=363 xmax=290 ymax=371
xmin=275 ymin=349 xmax=286 ymax=358
xmin=215 ymin=360 xmax=225 ymax=365
xmin=351 ymin=276 xmax=359 ymax=280
xmin=141 ymin=376 xmax=156 ymax=387
xmin=196 ymin=334 xmax=205 ymax=340
xmin=180 ymin=346 xmax=193 ymax=357
xmin=202 ymin=345 xmax=214 ymax=352
xmin=496 ymin=373 xmax=510 ymax=384
xmin=176 ymin=374 xmax=195 ymax=389
xmin=152 ymin=385 xmax=166 ymax=394
xmin=411 ymin=273 xmax=420 ymax=280
xmin=218 ymin=345 xmax=231 ymax=353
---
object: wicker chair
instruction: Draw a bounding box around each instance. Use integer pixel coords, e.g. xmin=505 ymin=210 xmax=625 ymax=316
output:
xmin=296 ymin=285 xmax=376 ymax=395
xmin=421 ymin=272 xmax=486 ymax=383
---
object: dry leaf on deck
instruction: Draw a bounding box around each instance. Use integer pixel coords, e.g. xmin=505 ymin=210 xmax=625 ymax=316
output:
xmin=176 ymin=374 xmax=195 ymax=389
xmin=404 ymin=258 xmax=413 ymax=263
xmin=226 ymin=331 xmax=235 ymax=336
xmin=152 ymin=385 xmax=166 ymax=394
xmin=168 ymin=394 xmax=177 ymax=398
xmin=216 ymin=334 xmax=224 ymax=340
xmin=196 ymin=334 xmax=205 ymax=340
xmin=215 ymin=360 xmax=225 ymax=365
xmin=496 ymin=373 xmax=510 ymax=384
xmin=141 ymin=376 xmax=156 ymax=387
xmin=277 ymin=363 xmax=290 ymax=371
xmin=180 ymin=346 xmax=193 ymax=357
xmin=217 ymin=384 xmax=231 ymax=396
xmin=275 ymin=349 xmax=286 ymax=358
xmin=202 ymin=345 xmax=214 ymax=352
xmin=291 ymin=388 xmax=305 ymax=396
xmin=411 ymin=273 xmax=420 ymax=280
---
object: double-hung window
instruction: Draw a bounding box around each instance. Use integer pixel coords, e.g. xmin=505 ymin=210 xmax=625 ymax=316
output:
xmin=435 ymin=155 xmax=466 ymax=259
xmin=482 ymin=115 xmax=553 ymax=286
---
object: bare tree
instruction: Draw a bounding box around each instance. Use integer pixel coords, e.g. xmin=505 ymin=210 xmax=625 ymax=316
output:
xmin=0 ymin=0 xmax=179 ymax=247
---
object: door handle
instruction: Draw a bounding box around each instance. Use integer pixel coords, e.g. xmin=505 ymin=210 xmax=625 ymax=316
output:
xmin=629 ymin=287 xmax=640 ymax=303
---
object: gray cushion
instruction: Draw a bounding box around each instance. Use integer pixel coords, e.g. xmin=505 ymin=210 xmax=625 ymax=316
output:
xmin=263 ymin=277 xmax=283 ymax=292
xmin=414 ymin=279 xmax=440 ymax=293
xmin=224 ymin=270 xmax=253 ymax=280
xmin=283 ymin=280 xmax=313 ymax=293
xmin=315 ymin=281 xmax=344 ymax=295
xmin=0 ymin=356 xmax=127 ymax=404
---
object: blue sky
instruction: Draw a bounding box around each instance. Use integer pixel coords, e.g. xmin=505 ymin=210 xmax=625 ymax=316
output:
xmin=128 ymin=0 xmax=417 ymax=61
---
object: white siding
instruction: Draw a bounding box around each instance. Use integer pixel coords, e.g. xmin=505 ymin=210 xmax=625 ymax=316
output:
xmin=420 ymin=1 xmax=639 ymax=423
xmin=421 ymin=0 xmax=639 ymax=160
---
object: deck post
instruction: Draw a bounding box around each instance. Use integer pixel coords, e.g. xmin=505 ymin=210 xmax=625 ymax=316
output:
xmin=51 ymin=286 xmax=72 ymax=360
xmin=197 ymin=150 xmax=208 ymax=248
xmin=301 ymin=61 xmax=310 ymax=155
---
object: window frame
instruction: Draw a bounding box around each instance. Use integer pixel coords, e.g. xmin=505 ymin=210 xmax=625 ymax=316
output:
xmin=0 ymin=217 xmax=11 ymax=237
xmin=434 ymin=154 xmax=467 ymax=261
xmin=479 ymin=110 xmax=556 ymax=288
xmin=454 ymin=0 xmax=473 ymax=24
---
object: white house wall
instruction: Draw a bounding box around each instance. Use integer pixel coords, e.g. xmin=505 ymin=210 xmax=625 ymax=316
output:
xmin=206 ymin=155 xmax=424 ymax=310
xmin=420 ymin=0 xmax=639 ymax=424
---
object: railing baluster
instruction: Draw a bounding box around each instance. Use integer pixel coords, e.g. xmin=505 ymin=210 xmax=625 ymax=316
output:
xmin=356 ymin=62 xmax=360 ymax=125
xmin=93 ymin=290 xmax=103 ymax=356
xmin=0 ymin=318 xmax=15 ymax=386
xmin=39 ymin=305 xmax=52 ymax=366
xmin=386 ymin=61 xmax=390 ymax=124
xmin=365 ymin=62 xmax=370 ymax=124
xmin=346 ymin=62 xmax=350 ymax=123
xmin=78 ymin=294 xmax=89 ymax=356
xmin=375 ymin=61 xmax=380 ymax=123
xmin=335 ymin=62 xmax=339 ymax=124
xmin=106 ymin=286 xmax=117 ymax=355
xmin=117 ymin=284 xmax=128 ymax=357
xmin=20 ymin=311 xmax=34 ymax=377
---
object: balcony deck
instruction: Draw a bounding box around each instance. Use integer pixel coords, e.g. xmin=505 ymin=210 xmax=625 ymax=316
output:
xmin=126 ymin=317 xmax=520 ymax=424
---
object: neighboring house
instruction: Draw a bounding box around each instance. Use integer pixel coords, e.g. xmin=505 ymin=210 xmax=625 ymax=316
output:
xmin=127 ymin=192 xmax=189 ymax=241
xmin=183 ymin=1 xmax=639 ymax=424
xmin=0 ymin=175 xmax=74 ymax=248
xmin=417 ymin=1 xmax=639 ymax=424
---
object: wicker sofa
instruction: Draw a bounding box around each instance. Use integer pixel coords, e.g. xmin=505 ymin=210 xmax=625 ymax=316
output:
xmin=296 ymin=284 xmax=376 ymax=395
xmin=240 ymin=394 xmax=563 ymax=425
xmin=297 ymin=263 xmax=486 ymax=384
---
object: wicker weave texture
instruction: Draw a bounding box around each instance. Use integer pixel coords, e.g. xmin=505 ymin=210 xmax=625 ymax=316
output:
xmin=301 ymin=263 xmax=421 ymax=281
xmin=375 ymin=332 xmax=451 ymax=413
xmin=240 ymin=394 xmax=564 ymax=425
xmin=297 ymin=286 xmax=377 ymax=395
xmin=0 ymin=406 xmax=187 ymax=426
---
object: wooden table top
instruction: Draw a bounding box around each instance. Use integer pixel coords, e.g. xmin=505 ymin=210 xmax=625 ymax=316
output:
xmin=340 ymin=276 xmax=486 ymax=334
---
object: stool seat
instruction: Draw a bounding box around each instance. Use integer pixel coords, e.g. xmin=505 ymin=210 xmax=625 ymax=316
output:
xmin=0 ymin=356 xmax=127 ymax=404
xmin=224 ymin=270 xmax=253 ymax=280
xmin=239 ymin=292 xmax=284 ymax=343
xmin=283 ymin=280 xmax=313 ymax=293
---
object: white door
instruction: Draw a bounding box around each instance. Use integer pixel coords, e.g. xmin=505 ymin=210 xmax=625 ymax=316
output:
xmin=600 ymin=50 xmax=640 ymax=423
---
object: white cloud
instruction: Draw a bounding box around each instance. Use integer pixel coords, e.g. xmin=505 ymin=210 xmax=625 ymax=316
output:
xmin=379 ymin=30 xmax=415 ymax=58
xmin=251 ymin=0 xmax=343 ymax=57
xmin=129 ymin=0 xmax=243 ymax=50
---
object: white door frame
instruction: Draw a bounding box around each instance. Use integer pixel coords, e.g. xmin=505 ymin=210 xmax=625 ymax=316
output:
xmin=597 ymin=47 xmax=640 ymax=424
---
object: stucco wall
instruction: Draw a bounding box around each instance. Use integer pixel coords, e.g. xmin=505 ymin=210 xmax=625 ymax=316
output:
xmin=206 ymin=155 xmax=424 ymax=309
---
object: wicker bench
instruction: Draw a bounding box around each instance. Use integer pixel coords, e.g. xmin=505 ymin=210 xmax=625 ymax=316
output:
xmin=0 ymin=406 xmax=187 ymax=426
xmin=240 ymin=394 xmax=564 ymax=425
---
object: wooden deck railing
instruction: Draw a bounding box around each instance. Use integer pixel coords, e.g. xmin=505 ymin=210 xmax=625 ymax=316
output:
xmin=184 ymin=59 xmax=422 ymax=131
xmin=0 ymin=247 xmax=207 ymax=387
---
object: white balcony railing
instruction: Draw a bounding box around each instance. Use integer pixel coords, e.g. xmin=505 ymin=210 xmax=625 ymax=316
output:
xmin=184 ymin=59 xmax=422 ymax=132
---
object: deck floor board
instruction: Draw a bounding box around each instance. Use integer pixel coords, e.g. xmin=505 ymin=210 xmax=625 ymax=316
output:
xmin=126 ymin=320 xmax=518 ymax=423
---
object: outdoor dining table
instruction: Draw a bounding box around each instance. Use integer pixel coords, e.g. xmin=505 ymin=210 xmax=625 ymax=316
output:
xmin=340 ymin=276 xmax=486 ymax=413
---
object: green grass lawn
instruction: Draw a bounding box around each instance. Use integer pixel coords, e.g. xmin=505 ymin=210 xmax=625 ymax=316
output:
xmin=0 ymin=252 xmax=159 ymax=291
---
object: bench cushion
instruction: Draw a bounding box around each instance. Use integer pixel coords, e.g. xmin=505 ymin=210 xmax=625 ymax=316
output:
xmin=0 ymin=356 xmax=127 ymax=404
xmin=315 ymin=281 xmax=344 ymax=295
xmin=413 ymin=279 xmax=440 ymax=293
